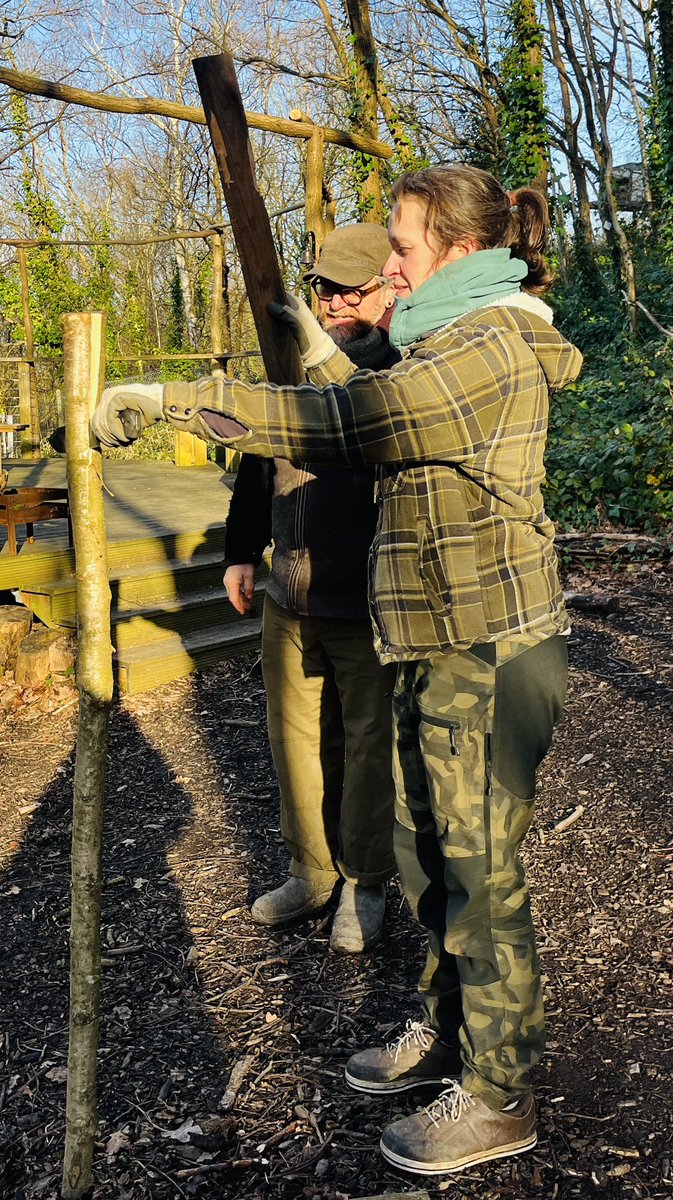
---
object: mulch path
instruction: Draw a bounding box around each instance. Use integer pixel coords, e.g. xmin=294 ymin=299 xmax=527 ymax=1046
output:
xmin=0 ymin=561 xmax=671 ymax=1200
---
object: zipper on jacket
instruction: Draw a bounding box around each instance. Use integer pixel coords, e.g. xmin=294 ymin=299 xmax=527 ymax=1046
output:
xmin=286 ymin=464 xmax=310 ymax=611
xmin=485 ymin=731 xmax=494 ymax=796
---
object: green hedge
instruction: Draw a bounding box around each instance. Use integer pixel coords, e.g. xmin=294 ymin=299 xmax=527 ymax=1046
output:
xmin=545 ymin=345 xmax=673 ymax=531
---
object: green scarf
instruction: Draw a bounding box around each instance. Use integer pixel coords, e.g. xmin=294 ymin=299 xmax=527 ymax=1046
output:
xmin=389 ymin=248 xmax=529 ymax=352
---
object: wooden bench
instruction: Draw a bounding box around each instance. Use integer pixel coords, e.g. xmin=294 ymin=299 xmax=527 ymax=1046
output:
xmin=0 ymin=487 xmax=73 ymax=555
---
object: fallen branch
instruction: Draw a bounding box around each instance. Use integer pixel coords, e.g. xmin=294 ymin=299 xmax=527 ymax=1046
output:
xmin=557 ymin=531 xmax=670 ymax=548
xmin=174 ymin=1158 xmax=264 ymax=1179
xmin=219 ymin=1053 xmax=256 ymax=1111
xmin=621 ymin=290 xmax=673 ymax=339
xmin=564 ymin=592 xmax=619 ymax=614
xmin=554 ymin=804 xmax=585 ymax=833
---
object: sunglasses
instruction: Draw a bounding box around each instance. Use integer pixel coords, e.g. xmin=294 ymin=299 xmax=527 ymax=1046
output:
xmin=310 ymin=277 xmax=387 ymax=306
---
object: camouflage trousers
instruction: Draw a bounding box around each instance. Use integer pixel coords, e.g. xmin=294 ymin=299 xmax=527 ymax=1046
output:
xmin=392 ymin=635 xmax=568 ymax=1110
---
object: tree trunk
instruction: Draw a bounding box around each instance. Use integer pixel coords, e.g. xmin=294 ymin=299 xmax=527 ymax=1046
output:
xmin=342 ymin=0 xmax=386 ymax=220
xmin=61 ymin=312 xmax=113 ymax=1200
xmin=501 ymin=0 xmax=550 ymax=188
xmin=655 ymin=0 xmax=673 ymax=207
xmin=550 ymin=0 xmax=637 ymax=323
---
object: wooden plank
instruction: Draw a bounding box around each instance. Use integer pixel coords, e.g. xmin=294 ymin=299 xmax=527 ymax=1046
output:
xmin=193 ymin=52 xmax=305 ymax=387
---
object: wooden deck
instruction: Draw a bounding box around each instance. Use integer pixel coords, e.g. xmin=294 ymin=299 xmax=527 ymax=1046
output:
xmin=0 ymin=459 xmax=264 ymax=693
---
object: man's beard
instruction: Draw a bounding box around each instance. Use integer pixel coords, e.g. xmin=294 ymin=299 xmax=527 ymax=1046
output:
xmin=320 ymin=316 xmax=375 ymax=346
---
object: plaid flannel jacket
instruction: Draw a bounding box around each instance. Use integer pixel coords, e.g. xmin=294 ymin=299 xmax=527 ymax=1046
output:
xmin=164 ymin=303 xmax=582 ymax=661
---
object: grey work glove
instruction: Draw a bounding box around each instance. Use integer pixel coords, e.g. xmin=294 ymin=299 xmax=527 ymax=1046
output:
xmin=92 ymin=383 xmax=165 ymax=448
xmin=268 ymin=292 xmax=336 ymax=369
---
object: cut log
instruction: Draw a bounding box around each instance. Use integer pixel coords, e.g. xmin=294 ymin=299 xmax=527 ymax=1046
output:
xmin=0 ymin=604 xmax=32 ymax=672
xmin=14 ymin=627 xmax=75 ymax=687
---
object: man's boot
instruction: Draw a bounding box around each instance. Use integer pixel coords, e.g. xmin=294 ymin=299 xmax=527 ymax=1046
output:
xmin=330 ymin=882 xmax=386 ymax=953
xmin=250 ymin=875 xmax=336 ymax=927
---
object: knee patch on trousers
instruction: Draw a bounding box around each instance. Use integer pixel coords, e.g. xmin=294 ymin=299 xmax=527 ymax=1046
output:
xmin=492 ymin=636 xmax=568 ymax=799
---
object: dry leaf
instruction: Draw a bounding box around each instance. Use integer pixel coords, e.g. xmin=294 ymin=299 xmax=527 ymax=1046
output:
xmin=106 ymin=1130 xmax=132 ymax=1156
xmin=162 ymin=1118 xmax=203 ymax=1143
xmin=45 ymin=1066 xmax=68 ymax=1083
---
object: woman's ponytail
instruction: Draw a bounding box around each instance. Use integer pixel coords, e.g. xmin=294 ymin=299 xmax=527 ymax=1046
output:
xmin=506 ymin=188 xmax=554 ymax=294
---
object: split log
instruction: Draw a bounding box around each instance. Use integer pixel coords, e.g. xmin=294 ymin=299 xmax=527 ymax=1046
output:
xmin=14 ymin=627 xmax=75 ymax=687
xmin=0 ymin=604 xmax=32 ymax=672
xmin=61 ymin=312 xmax=113 ymax=1200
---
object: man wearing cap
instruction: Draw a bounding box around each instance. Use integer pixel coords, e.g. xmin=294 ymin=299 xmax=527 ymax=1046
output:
xmin=223 ymin=223 xmax=399 ymax=953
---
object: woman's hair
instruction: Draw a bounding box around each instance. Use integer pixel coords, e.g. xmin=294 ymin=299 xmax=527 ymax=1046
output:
xmin=390 ymin=165 xmax=554 ymax=295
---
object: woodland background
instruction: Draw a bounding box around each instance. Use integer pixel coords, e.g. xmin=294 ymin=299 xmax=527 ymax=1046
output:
xmin=0 ymin=0 xmax=672 ymax=534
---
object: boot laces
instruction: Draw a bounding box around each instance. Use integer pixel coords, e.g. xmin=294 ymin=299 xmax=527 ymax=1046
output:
xmin=425 ymin=1081 xmax=476 ymax=1126
xmin=387 ymin=1019 xmax=435 ymax=1062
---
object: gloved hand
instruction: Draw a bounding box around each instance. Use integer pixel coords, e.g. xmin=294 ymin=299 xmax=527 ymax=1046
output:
xmin=92 ymin=383 xmax=165 ymax=448
xmin=268 ymin=293 xmax=336 ymax=369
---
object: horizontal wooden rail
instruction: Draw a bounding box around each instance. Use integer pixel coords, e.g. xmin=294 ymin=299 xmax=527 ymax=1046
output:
xmin=0 ymin=350 xmax=263 ymax=364
xmin=0 ymin=67 xmax=394 ymax=159
xmin=0 ymin=202 xmax=306 ymax=249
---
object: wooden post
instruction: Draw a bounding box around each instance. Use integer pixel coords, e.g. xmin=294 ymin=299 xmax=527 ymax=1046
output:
xmin=17 ymin=247 xmax=41 ymax=457
xmin=210 ymin=230 xmax=226 ymax=366
xmin=208 ymin=230 xmax=233 ymax=468
xmin=305 ymin=129 xmax=327 ymax=317
xmin=305 ymin=129 xmax=328 ymax=258
xmin=192 ymin=52 xmax=305 ymax=387
xmin=174 ymin=429 xmax=208 ymax=467
xmin=61 ymin=311 xmax=113 ymax=1200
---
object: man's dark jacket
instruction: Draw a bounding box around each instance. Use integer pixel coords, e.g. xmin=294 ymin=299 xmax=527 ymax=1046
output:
xmin=224 ymin=326 xmax=398 ymax=619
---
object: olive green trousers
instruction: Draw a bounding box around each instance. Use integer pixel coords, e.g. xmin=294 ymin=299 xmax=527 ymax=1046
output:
xmin=262 ymin=595 xmax=397 ymax=886
xmin=392 ymin=635 xmax=568 ymax=1110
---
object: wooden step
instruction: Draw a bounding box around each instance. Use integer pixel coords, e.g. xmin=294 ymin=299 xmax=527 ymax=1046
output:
xmin=21 ymin=555 xmax=270 ymax=628
xmin=0 ymin=525 xmax=227 ymax=591
xmin=115 ymin=617 xmax=262 ymax=694
xmin=112 ymin=584 xmax=265 ymax=650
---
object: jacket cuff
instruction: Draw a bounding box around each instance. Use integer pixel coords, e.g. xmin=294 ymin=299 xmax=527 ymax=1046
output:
xmin=163 ymin=380 xmax=251 ymax=443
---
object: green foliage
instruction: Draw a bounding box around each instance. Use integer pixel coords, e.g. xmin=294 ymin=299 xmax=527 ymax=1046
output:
xmin=547 ymin=237 xmax=673 ymax=532
xmin=0 ymin=92 xmax=87 ymax=353
xmin=550 ymin=241 xmax=626 ymax=351
xmin=167 ymin=263 xmax=186 ymax=352
xmin=545 ymin=345 xmax=673 ymax=532
xmin=102 ymin=421 xmax=179 ymax=462
xmin=498 ymin=0 xmax=548 ymax=187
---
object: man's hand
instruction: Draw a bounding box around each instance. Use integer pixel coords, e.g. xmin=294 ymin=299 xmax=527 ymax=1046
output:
xmin=92 ymin=383 xmax=165 ymax=448
xmin=268 ymin=293 xmax=336 ymax=368
xmin=224 ymin=563 xmax=256 ymax=615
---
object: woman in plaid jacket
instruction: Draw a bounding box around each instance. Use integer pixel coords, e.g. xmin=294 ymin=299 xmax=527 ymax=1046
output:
xmin=94 ymin=164 xmax=583 ymax=1177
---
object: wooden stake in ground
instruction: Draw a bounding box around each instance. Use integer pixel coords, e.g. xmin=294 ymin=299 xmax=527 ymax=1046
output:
xmin=192 ymin=51 xmax=305 ymax=388
xmin=61 ymin=312 xmax=113 ymax=1200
